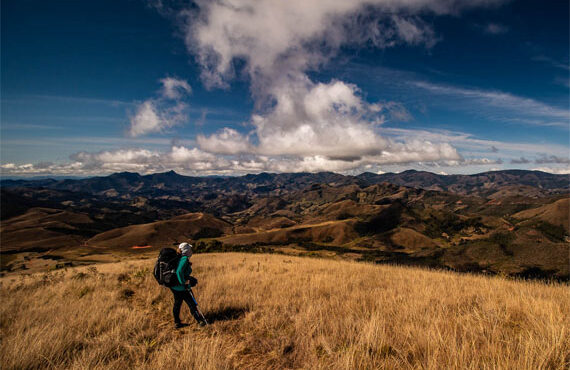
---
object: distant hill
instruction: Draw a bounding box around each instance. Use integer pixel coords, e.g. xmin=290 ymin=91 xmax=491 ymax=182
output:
xmin=358 ymin=169 xmax=569 ymax=196
xmin=1 ymin=170 xmax=568 ymax=279
xmin=2 ymin=169 xmax=567 ymax=201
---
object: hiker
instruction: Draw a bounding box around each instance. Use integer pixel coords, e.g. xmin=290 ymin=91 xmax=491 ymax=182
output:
xmin=170 ymin=242 xmax=207 ymax=328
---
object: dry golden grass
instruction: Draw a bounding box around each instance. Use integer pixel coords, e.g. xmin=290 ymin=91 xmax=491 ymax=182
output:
xmin=1 ymin=253 xmax=568 ymax=369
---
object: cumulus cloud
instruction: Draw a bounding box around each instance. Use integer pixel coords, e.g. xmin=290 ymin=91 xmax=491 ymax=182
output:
xmin=184 ymin=0 xmax=506 ymax=89
xmin=197 ymin=128 xmax=253 ymax=155
xmin=0 ymin=141 xmax=458 ymax=176
xmin=4 ymin=139 xmax=569 ymax=177
xmin=4 ymin=0 xmax=518 ymax=177
xmin=128 ymin=77 xmax=191 ymax=137
xmin=174 ymin=0 xmax=505 ymax=166
xmin=249 ymin=79 xmax=387 ymax=158
xmin=196 ymin=78 xmax=459 ymax=163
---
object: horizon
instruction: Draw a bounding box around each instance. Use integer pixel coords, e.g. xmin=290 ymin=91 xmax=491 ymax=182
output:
xmin=1 ymin=167 xmax=567 ymax=182
xmin=1 ymin=0 xmax=569 ymax=177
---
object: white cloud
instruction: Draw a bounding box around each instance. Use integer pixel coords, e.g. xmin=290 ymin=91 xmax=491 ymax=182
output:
xmin=128 ymin=101 xmax=161 ymax=137
xmin=532 ymin=167 xmax=570 ymax=175
xmin=382 ymin=101 xmax=413 ymax=122
xmin=421 ymin=158 xmax=504 ymax=167
xmin=251 ymin=79 xmax=387 ymax=158
xmin=196 ymin=78 xmax=460 ymax=164
xmin=6 ymin=1 xmax=525 ymax=177
xmin=128 ymin=78 xmax=191 ymax=137
xmin=392 ymin=16 xmax=438 ymax=47
xmin=413 ymin=81 xmax=570 ymax=127
xmin=382 ymin=127 xmax=570 ymax=157
xmin=70 ymin=149 xmax=161 ymax=173
xmin=185 ymin=0 xmax=506 ymax=89
xmin=175 ymin=0 xmax=506 ymax=165
xmin=160 ymin=77 xmax=192 ymax=99
xmin=128 ymin=101 xmax=188 ymax=137
xmin=197 ymin=128 xmax=253 ymax=155
xmin=1 ymin=139 xmax=566 ymax=176
xmin=2 ymin=126 xmax=551 ymax=177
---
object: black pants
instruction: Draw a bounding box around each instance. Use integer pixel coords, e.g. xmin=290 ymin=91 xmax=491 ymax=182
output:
xmin=170 ymin=289 xmax=203 ymax=324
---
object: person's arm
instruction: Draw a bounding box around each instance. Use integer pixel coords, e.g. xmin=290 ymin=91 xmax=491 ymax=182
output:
xmin=176 ymin=256 xmax=188 ymax=285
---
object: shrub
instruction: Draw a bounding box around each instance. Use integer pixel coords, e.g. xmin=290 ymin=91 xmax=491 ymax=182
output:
xmin=194 ymin=239 xmax=224 ymax=253
xmin=194 ymin=227 xmax=223 ymax=239
xmin=118 ymin=288 xmax=135 ymax=300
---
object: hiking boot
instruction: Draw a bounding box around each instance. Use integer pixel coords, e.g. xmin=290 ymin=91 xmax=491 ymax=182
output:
xmin=175 ymin=322 xmax=188 ymax=329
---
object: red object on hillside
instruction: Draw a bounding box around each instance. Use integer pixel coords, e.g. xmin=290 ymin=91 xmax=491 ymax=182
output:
xmin=132 ymin=245 xmax=153 ymax=249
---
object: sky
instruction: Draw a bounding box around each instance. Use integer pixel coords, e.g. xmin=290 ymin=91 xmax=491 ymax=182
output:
xmin=1 ymin=0 xmax=569 ymax=177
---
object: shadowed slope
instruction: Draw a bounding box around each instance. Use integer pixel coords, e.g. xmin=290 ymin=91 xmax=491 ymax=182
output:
xmin=0 ymin=208 xmax=96 ymax=252
xmin=88 ymin=213 xmax=231 ymax=250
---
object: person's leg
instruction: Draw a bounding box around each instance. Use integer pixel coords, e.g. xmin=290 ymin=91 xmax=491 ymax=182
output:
xmin=181 ymin=289 xmax=206 ymax=325
xmin=171 ymin=289 xmax=184 ymax=325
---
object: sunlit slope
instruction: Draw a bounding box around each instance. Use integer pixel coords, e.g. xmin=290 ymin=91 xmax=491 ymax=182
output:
xmin=1 ymin=253 xmax=567 ymax=369
xmin=512 ymin=198 xmax=570 ymax=232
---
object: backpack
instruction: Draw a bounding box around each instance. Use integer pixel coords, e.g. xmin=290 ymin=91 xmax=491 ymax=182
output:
xmin=153 ymin=248 xmax=181 ymax=287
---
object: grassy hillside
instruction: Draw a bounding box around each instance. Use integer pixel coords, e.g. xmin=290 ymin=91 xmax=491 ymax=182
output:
xmin=87 ymin=212 xmax=232 ymax=250
xmin=512 ymin=198 xmax=570 ymax=232
xmin=1 ymin=253 xmax=567 ymax=369
xmin=0 ymin=208 xmax=96 ymax=252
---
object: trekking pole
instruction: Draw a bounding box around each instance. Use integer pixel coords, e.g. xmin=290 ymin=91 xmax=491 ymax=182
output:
xmin=187 ymin=287 xmax=208 ymax=325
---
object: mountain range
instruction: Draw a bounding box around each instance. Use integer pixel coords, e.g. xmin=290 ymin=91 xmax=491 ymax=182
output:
xmin=1 ymin=170 xmax=568 ymax=280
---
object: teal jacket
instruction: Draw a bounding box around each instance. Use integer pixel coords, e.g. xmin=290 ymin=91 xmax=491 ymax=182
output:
xmin=171 ymin=256 xmax=192 ymax=291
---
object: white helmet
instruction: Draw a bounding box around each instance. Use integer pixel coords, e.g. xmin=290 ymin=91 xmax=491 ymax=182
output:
xmin=178 ymin=242 xmax=192 ymax=257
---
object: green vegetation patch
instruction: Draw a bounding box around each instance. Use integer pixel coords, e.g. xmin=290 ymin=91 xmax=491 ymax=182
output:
xmin=422 ymin=211 xmax=484 ymax=239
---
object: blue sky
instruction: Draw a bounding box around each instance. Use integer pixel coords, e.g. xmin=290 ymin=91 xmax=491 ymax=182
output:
xmin=1 ymin=0 xmax=568 ymax=176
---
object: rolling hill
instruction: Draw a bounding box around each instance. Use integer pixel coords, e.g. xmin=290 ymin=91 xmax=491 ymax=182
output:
xmin=1 ymin=170 xmax=568 ymax=279
xmin=512 ymin=198 xmax=569 ymax=232
xmin=87 ymin=212 xmax=231 ymax=250
xmin=0 ymin=208 xmax=97 ymax=252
